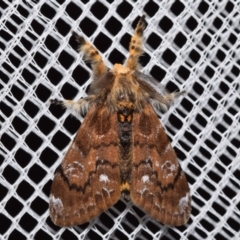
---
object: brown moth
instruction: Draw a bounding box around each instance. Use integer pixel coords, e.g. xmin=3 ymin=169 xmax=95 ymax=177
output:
xmin=49 ymin=15 xmax=191 ymax=227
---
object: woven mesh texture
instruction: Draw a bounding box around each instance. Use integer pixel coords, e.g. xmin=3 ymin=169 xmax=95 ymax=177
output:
xmin=1 ymin=0 xmax=240 ymax=239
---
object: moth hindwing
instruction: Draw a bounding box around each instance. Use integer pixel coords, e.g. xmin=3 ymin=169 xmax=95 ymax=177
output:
xmin=49 ymin=15 xmax=191 ymax=227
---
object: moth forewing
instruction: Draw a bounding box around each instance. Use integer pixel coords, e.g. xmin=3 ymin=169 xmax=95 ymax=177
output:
xmin=49 ymin=15 xmax=191 ymax=227
xmin=130 ymin=103 xmax=191 ymax=226
xmin=49 ymin=104 xmax=121 ymax=227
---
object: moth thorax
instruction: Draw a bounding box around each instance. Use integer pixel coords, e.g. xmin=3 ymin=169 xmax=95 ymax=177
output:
xmin=111 ymin=64 xmax=130 ymax=74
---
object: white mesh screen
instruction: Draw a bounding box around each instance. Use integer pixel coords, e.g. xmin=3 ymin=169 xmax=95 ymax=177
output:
xmin=1 ymin=0 xmax=240 ymax=239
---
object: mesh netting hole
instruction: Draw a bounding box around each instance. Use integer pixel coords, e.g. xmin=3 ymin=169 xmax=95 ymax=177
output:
xmin=19 ymin=212 xmax=38 ymax=232
xmin=3 ymin=62 xmax=14 ymax=74
xmin=49 ymin=102 xmax=66 ymax=118
xmin=61 ymin=82 xmax=78 ymax=99
xmin=17 ymin=4 xmax=29 ymax=18
xmin=56 ymin=18 xmax=71 ymax=36
xmin=197 ymin=0 xmax=209 ymax=15
xmin=8 ymin=230 xmax=26 ymax=240
xmin=97 ymin=212 xmax=114 ymax=232
xmin=35 ymin=84 xmax=52 ymax=102
xmin=45 ymin=35 xmax=60 ymax=53
xmin=1 ymin=133 xmax=16 ymax=151
xmin=0 ymin=71 xmax=9 ymax=84
xmin=162 ymin=48 xmax=177 ymax=66
xmin=9 ymin=53 xmax=21 ymax=68
xmin=66 ymin=2 xmax=82 ymax=20
xmin=23 ymin=100 xmax=39 ymax=118
xmin=184 ymin=131 xmax=197 ymax=145
xmin=165 ymin=81 xmax=181 ymax=93
xmin=34 ymin=52 xmax=48 ymax=69
xmin=185 ymin=16 xmax=198 ymax=31
xmin=25 ymin=132 xmax=43 ymax=151
xmin=173 ymin=32 xmax=187 ymax=49
xmin=80 ymin=17 xmax=97 ymax=37
xmin=105 ymin=16 xmax=122 ymax=36
xmin=20 ymin=36 xmax=33 ymax=51
xmin=136 ymin=229 xmax=152 ymax=240
xmin=147 ymin=32 xmax=162 ymax=50
xmin=227 ymin=217 xmax=240 ymax=232
xmin=58 ymin=50 xmax=75 ymax=69
xmin=0 ymin=215 xmax=11 ymax=235
xmin=63 ymin=115 xmax=80 ymax=134
xmin=189 ymin=49 xmax=201 ymax=64
xmin=28 ymin=164 xmax=47 ymax=184
xmin=108 ymin=200 xmax=126 ymax=218
xmin=38 ymin=115 xmax=56 ymax=135
xmin=40 ymin=147 xmax=59 ymax=168
xmin=31 ymin=196 xmax=48 ymax=216
xmin=72 ymin=65 xmax=90 ymax=86
xmin=177 ymin=65 xmax=190 ymax=80
xmin=179 ymin=139 xmax=191 ymax=152
xmin=34 ymin=229 xmax=52 ymax=240
xmin=192 ymin=82 xmax=204 ymax=95
xmin=61 ymin=229 xmax=79 ymax=240
xmin=15 ymin=148 xmax=32 ymax=168
xmin=170 ymin=0 xmax=185 ymax=16
xmin=108 ymin=48 xmax=125 ymax=65
xmin=31 ymin=19 xmax=44 ymax=35
xmin=40 ymin=3 xmax=56 ymax=19
xmin=213 ymin=17 xmax=223 ymax=30
xmin=90 ymin=1 xmax=108 ymax=20
xmin=47 ymin=67 xmax=63 ymax=86
xmin=112 ymin=229 xmax=128 ymax=240
xmin=131 ymin=205 xmax=145 ymax=219
xmin=51 ymin=131 xmax=71 ymax=150
xmin=214 ymin=233 xmax=228 ymax=240
xmin=42 ymin=181 xmax=52 ymax=199
xmin=5 ymin=197 xmax=24 ymax=217
xmin=143 ymin=0 xmax=159 ymax=17
xmin=16 ymin=180 xmax=35 ymax=200
xmin=158 ymin=16 xmax=173 ymax=33
xmin=0 ymin=184 xmax=8 ymax=202
xmin=94 ymin=32 xmax=112 ymax=53
xmin=6 ymin=20 xmax=17 ymax=34
xmin=2 ymin=165 xmax=20 ymax=184
xmin=86 ymin=229 xmax=102 ymax=240
xmin=150 ymin=65 xmax=166 ymax=82
xmin=22 ymin=68 xmax=36 ymax=84
xmin=12 ymin=117 xmax=28 ymax=134
xmin=120 ymin=33 xmax=131 ymax=50
xmin=122 ymin=212 xmax=139 ymax=233
xmin=168 ymin=228 xmax=181 ymax=239
xmin=1 ymin=102 xmax=13 ymax=117
xmin=116 ymin=1 xmax=133 ymax=18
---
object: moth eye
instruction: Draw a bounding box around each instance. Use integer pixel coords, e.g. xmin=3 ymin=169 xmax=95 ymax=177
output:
xmin=118 ymin=94 xmax=124 ymax=100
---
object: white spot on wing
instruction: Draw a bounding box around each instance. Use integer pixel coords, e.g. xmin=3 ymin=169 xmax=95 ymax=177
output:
xmin=179 ymin=193 xmax=189 ymax=213
xmin=141 ymin=175 xmax=149 ymax=183
xmin=50 ymin=194 xmax=64 ymax=215
xmin=161 ymin=160 xmax=177 ymax=177
xmin=72 ymin=142 xmax=78 ymax=150
xmin=137 ymin=187 xmax=147 ymax=198
xmin=103 ymin=187 xmax=114 ymax=196
xmin=99 ymin=174 xmax=110 ymax=183
xmin=163 ymin=143 xmax=171 ymax=154
xmin=64 ymin=161 xmax=85 ymax=177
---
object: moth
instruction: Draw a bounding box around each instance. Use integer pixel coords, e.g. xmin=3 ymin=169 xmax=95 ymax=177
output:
xmin=49 ymin=15 xmax=191 ymax=227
